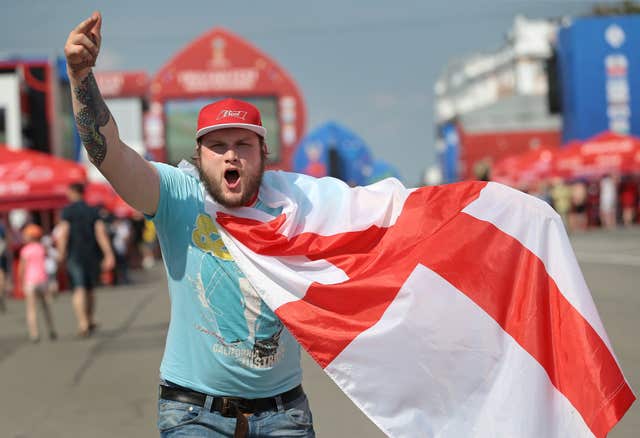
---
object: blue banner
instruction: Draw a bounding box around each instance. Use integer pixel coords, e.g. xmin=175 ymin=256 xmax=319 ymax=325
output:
xmin=557 ymin=15 xmax=640 ymax=142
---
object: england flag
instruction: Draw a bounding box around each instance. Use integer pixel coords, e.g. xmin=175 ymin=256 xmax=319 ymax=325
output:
xmin=195 ymin=165 xmax=635 ymax=438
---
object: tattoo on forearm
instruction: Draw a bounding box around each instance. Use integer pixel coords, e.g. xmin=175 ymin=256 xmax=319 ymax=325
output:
xmin=73 ymin=72 xmax=111 ymax=166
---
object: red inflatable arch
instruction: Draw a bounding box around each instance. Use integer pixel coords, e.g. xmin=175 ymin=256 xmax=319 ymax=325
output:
xmin=146 ymin=28 xmax=306 ymax=170
xmin=95 ymin=71 xmax=149 ymax=98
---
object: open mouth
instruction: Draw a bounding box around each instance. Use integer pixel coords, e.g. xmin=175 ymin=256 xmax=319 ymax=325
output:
xmin=224 ymin=169 xmax=240 ymax=187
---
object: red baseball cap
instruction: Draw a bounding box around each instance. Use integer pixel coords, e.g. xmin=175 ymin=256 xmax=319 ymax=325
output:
xmin=196 ymin=98 xmax=267 ymax=140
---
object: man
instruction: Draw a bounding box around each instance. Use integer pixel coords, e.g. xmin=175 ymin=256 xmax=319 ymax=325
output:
xmin=599 ymin=174 xmax=617 ymax=229
xmin=64 ymin=12 xmax=314 ymax=438
xmin=57 ymin=183 xmax=115 ymax=337
xmin=110 ymin=216 xmax=132 ymax=285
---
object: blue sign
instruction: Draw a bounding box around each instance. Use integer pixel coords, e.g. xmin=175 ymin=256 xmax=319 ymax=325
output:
xmin=293 ymin=121 xmax=373 ymax=186
xmin=557 ymin=15 xmax=640 ymax=142
xmin=439 ymin=123 xmax=460 ymax=183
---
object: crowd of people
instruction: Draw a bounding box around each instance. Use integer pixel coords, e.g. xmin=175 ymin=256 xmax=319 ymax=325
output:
xmin=0 ymin=183 xmax=159 ymax=341
xmin=517 ymin=174 xmax=640 ymax=233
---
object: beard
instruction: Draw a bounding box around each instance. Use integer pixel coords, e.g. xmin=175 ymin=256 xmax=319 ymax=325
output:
xmin=196 ymin=159 xmax=265 ymax=208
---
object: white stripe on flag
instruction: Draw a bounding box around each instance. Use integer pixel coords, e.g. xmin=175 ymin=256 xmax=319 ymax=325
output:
xmin=218 ymin=227 xmax=348 ymax=310
xmin=325 ymin=264 xmax=592 ymax=438
xmin=257 ymin=172 xmax=413 ymax=238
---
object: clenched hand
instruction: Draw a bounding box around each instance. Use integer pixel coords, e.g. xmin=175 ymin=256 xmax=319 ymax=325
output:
xmin=64 ymin=11 xmax=102 ymax=78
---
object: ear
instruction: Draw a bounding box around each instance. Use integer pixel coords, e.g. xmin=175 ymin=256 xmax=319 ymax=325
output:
xmin=192 ymin=144 xmax=201 ymax=164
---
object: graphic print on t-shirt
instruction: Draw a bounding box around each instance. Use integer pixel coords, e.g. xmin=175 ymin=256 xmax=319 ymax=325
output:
xmin=190 ymin=213 xmax=284 ymax=369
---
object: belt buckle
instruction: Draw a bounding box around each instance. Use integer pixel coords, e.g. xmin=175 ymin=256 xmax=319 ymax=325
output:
xmin=220 ymin=397 xmax=242 ymax=417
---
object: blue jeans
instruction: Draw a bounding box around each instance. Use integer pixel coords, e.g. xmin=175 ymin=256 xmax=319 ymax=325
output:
xmin=158 ymin=390 xmax=315 ymax=437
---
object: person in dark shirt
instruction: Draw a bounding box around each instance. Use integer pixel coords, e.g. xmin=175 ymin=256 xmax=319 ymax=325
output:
xmin=57 ymin=183 xmax=114 ymax=337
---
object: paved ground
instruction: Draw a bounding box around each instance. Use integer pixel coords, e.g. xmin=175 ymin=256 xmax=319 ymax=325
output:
xmin=0 ymin=227 xmax=637 ymax=437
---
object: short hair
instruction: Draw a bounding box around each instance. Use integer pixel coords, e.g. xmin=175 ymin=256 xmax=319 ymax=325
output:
xmin=69 ymin=183 xmax=86 ymax=195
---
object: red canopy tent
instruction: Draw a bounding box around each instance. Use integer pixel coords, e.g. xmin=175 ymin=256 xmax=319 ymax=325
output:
xmin=551 ymin=132 xmax=640 ymax=180
xmin=0 ymin=146 xmax=87 ymax=299
xmin=84 ymin=181 xmax=115 ymax=207
xmin=492 ymin=146 xmax=558 ymax=188
xmin=0 ymin=145 xmax=87 ymax=212
xmin=85 ymin=182 xmax=137 ymax=218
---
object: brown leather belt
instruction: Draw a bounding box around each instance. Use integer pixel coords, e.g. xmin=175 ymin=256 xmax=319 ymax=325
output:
xmin=159 ymin=383 xmax=305 ymax=438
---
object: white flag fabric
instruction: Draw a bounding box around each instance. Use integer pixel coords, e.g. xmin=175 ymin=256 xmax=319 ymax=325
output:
xmin=192 ymin=164 xmax=634 ymax=438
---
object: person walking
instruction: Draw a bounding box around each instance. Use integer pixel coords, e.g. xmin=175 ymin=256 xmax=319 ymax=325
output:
xmin=569 ymin=180 xmax=588 ymax=232
xmin=111 ymin=216 xmax=131 ymax=285
xmin=599 ymin=174 xmax=617 ymax=229
xmin=140 ymin=218 xmax=157 ymax=270
xmin=57 ymin=183 xmax=115 ymax=337
xmin=620 ymin=175 xmax=638 ymax=226
xmin=18 ymin=224 xmax=58 ymax=343
xmin=65 ymin=12 xmax=314 ymax=437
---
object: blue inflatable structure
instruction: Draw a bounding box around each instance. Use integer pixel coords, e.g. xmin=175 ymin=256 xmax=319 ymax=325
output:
xmin=293 ymin=121 xmax=375 ymax=186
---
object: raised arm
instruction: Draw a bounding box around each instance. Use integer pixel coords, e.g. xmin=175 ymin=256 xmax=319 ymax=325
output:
xmin=64 ymin=11 xmax=159 ymax=215
xmin=55 ymin=221 xmax=70 ymax=263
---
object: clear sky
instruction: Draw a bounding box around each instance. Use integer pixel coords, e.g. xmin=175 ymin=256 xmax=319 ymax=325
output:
xmin=0 ymin=0 xmax=609 ymax=185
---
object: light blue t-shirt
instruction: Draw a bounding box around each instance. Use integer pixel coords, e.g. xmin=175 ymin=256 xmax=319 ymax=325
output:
xmin=149 ymin=162 xmax=302 ymax=397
